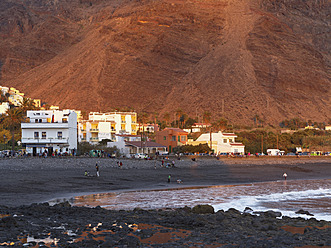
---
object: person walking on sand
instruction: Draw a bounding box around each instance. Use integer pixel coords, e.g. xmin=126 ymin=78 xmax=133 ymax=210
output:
xmin=96 ymin=162 xmax=100 ymax=177
xmin=119 ymin=161 xmax=123 ymax=169
xmin=168 ymin=174 xmax=171 ymax=183
xmin=283 ymin=172 xmax=287 ymax=180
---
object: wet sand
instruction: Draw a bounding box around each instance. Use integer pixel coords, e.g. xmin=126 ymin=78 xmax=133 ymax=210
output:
xmin=0 ymin=156 xmax=330 ymax=207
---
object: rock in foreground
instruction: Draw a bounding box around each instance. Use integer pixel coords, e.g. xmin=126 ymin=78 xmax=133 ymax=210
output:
xmin=0 ymin=203 xmax=330 ymax=247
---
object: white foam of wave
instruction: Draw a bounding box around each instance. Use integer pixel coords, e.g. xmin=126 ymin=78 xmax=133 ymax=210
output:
xmin=213 ymin=188 xmax=331 ymax=221
xmin=255 ymin=188 xmax=331 ymax=202
xmin=70 ymin=180 xmax=331 ymax=221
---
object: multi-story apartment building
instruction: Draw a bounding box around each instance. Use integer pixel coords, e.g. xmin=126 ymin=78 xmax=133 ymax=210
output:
xmin=78 ymin=112 xmax=137 ymax=143
xmin=155 ymin=128 xmax=188 ymax=153
xmin=21 ymin=110 xmax=77 ymax=156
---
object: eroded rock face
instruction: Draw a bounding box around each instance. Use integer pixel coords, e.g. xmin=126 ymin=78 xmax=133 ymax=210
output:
xmin=0 ymin=0 xmax=330 ymax=124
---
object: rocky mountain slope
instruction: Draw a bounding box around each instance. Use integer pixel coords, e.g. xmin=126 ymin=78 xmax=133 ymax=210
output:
xmin=0 ymin=0 xmax=330 ymax=124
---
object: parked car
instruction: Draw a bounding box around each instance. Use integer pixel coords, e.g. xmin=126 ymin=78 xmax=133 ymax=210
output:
xmin=134 ymin=153 xmax=147 ymax=159
xmin=286 ymin=152 xmax=296 ymax=156
xmin=158 ymin=151 xmax=169 ymax=155
xmin=0 ymin=150 xmax=12 ymax=157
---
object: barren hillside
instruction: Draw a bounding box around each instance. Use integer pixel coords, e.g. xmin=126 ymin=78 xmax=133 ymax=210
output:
xmin=0 ymin=0 xmax=330 ymax=124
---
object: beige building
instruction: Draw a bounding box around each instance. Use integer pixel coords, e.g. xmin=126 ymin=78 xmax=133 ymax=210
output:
xmin=78 ymin=112 xmax=137 ymax=143
xmin=187 ymin=131 xmax=245 ymax=154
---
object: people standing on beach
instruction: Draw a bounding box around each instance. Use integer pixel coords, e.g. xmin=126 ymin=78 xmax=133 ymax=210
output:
xmin=84 ymin=170 xmax=89 ymax=176
xmin=96 ymin=163 xmax=100 ymax=177
xmin=119 ymin=161 xmax=123 ymax=169
xmin=168 ymin=174 xmax=171 ymax=183
xmin=283 ymin=172 xmax=287 ymax=180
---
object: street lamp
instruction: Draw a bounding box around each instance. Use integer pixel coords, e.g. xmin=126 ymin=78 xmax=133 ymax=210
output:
xmin=3 ymin=135 xmax=6 ymax=150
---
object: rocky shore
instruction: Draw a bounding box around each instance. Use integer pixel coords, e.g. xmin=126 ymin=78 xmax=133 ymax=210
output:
xmin=0 ymin=156 xmax=330 ymax=247
xmin=0 ymin=202 xmax=330 ymax=247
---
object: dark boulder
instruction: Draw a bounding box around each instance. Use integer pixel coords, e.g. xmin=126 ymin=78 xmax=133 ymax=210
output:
xmin=0 ymin=216 xmax=17 ymax=228
xmin=295 ymin=209 xmax=314 ymax=216
xmin=192 ymin=205 xmax=215 ymax=214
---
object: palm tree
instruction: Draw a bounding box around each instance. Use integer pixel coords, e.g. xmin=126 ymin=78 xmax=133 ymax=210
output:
xmin=179 ymin=113 xmax=188 ymax=129
xmin=202 ymin=111 xmax=212 ymax=125
xmin=163 ymin=112 xmax=170 ymax=127
xmin=213 ymin=118 xmax=228 ymax=131
xmin=175 ymin=109 xmax=183 ymax=128
xmin=19 ymin=97 xmax=39 ymax=114
xmin=3 ymin=108 xmax=24 ymax=152
xmin=137 ymin=112 xmax=149 ymax=137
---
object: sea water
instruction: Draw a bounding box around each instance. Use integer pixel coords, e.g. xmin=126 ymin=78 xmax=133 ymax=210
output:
xmin=71 ymin=179 xmax=331 ymax=221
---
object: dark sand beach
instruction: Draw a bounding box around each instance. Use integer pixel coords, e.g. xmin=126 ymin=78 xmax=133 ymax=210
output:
xmin=0 ymin=156 xmax=330 ymax=247
xmin=0 ymin=156 xmax=330 ymax=206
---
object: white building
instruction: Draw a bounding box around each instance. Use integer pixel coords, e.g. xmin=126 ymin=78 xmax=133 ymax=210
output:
xmin=267 ymin=149 xmax=285 ymax=156
xmin=107 ymin=134 xmax=166 ymax=156
xmin=188 ymin=131 xmax=245 ymax=154
xmin=138 ymin=123 xmax=159 ymax=133
xmin=0 ymin=86 xmax=9 ymax=95
xmin=78 ymin=112 xmax=137 ymax=143
xmin=184 ymin=123 xmax=212 ymax=133
xmin=8 ymin=94 xmax=23 ymax=106
xmin=21 ymin=110 xmax=77 ymax=156
xmin=0 ymin=102 xmax=9 ymax=115
xmin=107 ymin=134 xmax=142 ymax=155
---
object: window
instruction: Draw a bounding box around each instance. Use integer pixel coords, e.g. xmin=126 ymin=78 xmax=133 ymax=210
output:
xmin=229 ymin=139 xmax=233 ymax=143
xmin=163 ymin=136 xmax=166 ymax=140
xmin=42 ymin=132 xmax=46 ymax=139
xmin=178 ymin=136 xmax=180 ymax=142
xmin=35 ymin=119 xmax=38 ymax=123
xmin=39 ymin=119 xmax=42 ymax=123
xmin=223 ymin=139 xmax=227 ymax=143
xmin=171 ymin=136 xmax=176 ymax=141
xmin=57 ymin=131 xmax=62 ymax=139
xmin=62 ymin=118 xmax=68 ymax=123
xmin=34 ymin=132 xmax=39 ymax=139
xmin=181 ymin=136 xmax=186 ymax=141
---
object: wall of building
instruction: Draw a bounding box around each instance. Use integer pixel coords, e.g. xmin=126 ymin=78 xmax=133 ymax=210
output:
xmin=22 ymin=110 xmax=77 ymax=155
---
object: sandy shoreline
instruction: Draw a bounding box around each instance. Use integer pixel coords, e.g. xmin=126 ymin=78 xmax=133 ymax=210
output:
xmin=0 ymin=156 xmax=330 ymax=207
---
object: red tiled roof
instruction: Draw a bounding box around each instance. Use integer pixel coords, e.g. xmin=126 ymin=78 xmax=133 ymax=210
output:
xmin=125 ymin=141 xmax=166 ymax=148
xmin=223 ymin=133 xmax=237 ymax=136
xmin=230 ymin=143 xmax=244 ymax=146
xmin=193 ymin=123 xmax=211 ymax=126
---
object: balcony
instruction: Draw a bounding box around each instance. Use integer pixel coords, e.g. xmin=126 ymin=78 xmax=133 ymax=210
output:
xmin=90 ymin=129 xmax=99 ymax=132
xmin=21 ymin=137 xmax=69 ymax=144
xmin=80 ymin=129 xmax=86 ymax=132
xmin=21 ymin=122 xmax=69 ymax=129
xmin=90 ymin=137 xmax=99 ymax=141
xmin=81 ymin=138 xmax=86 ymax=141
